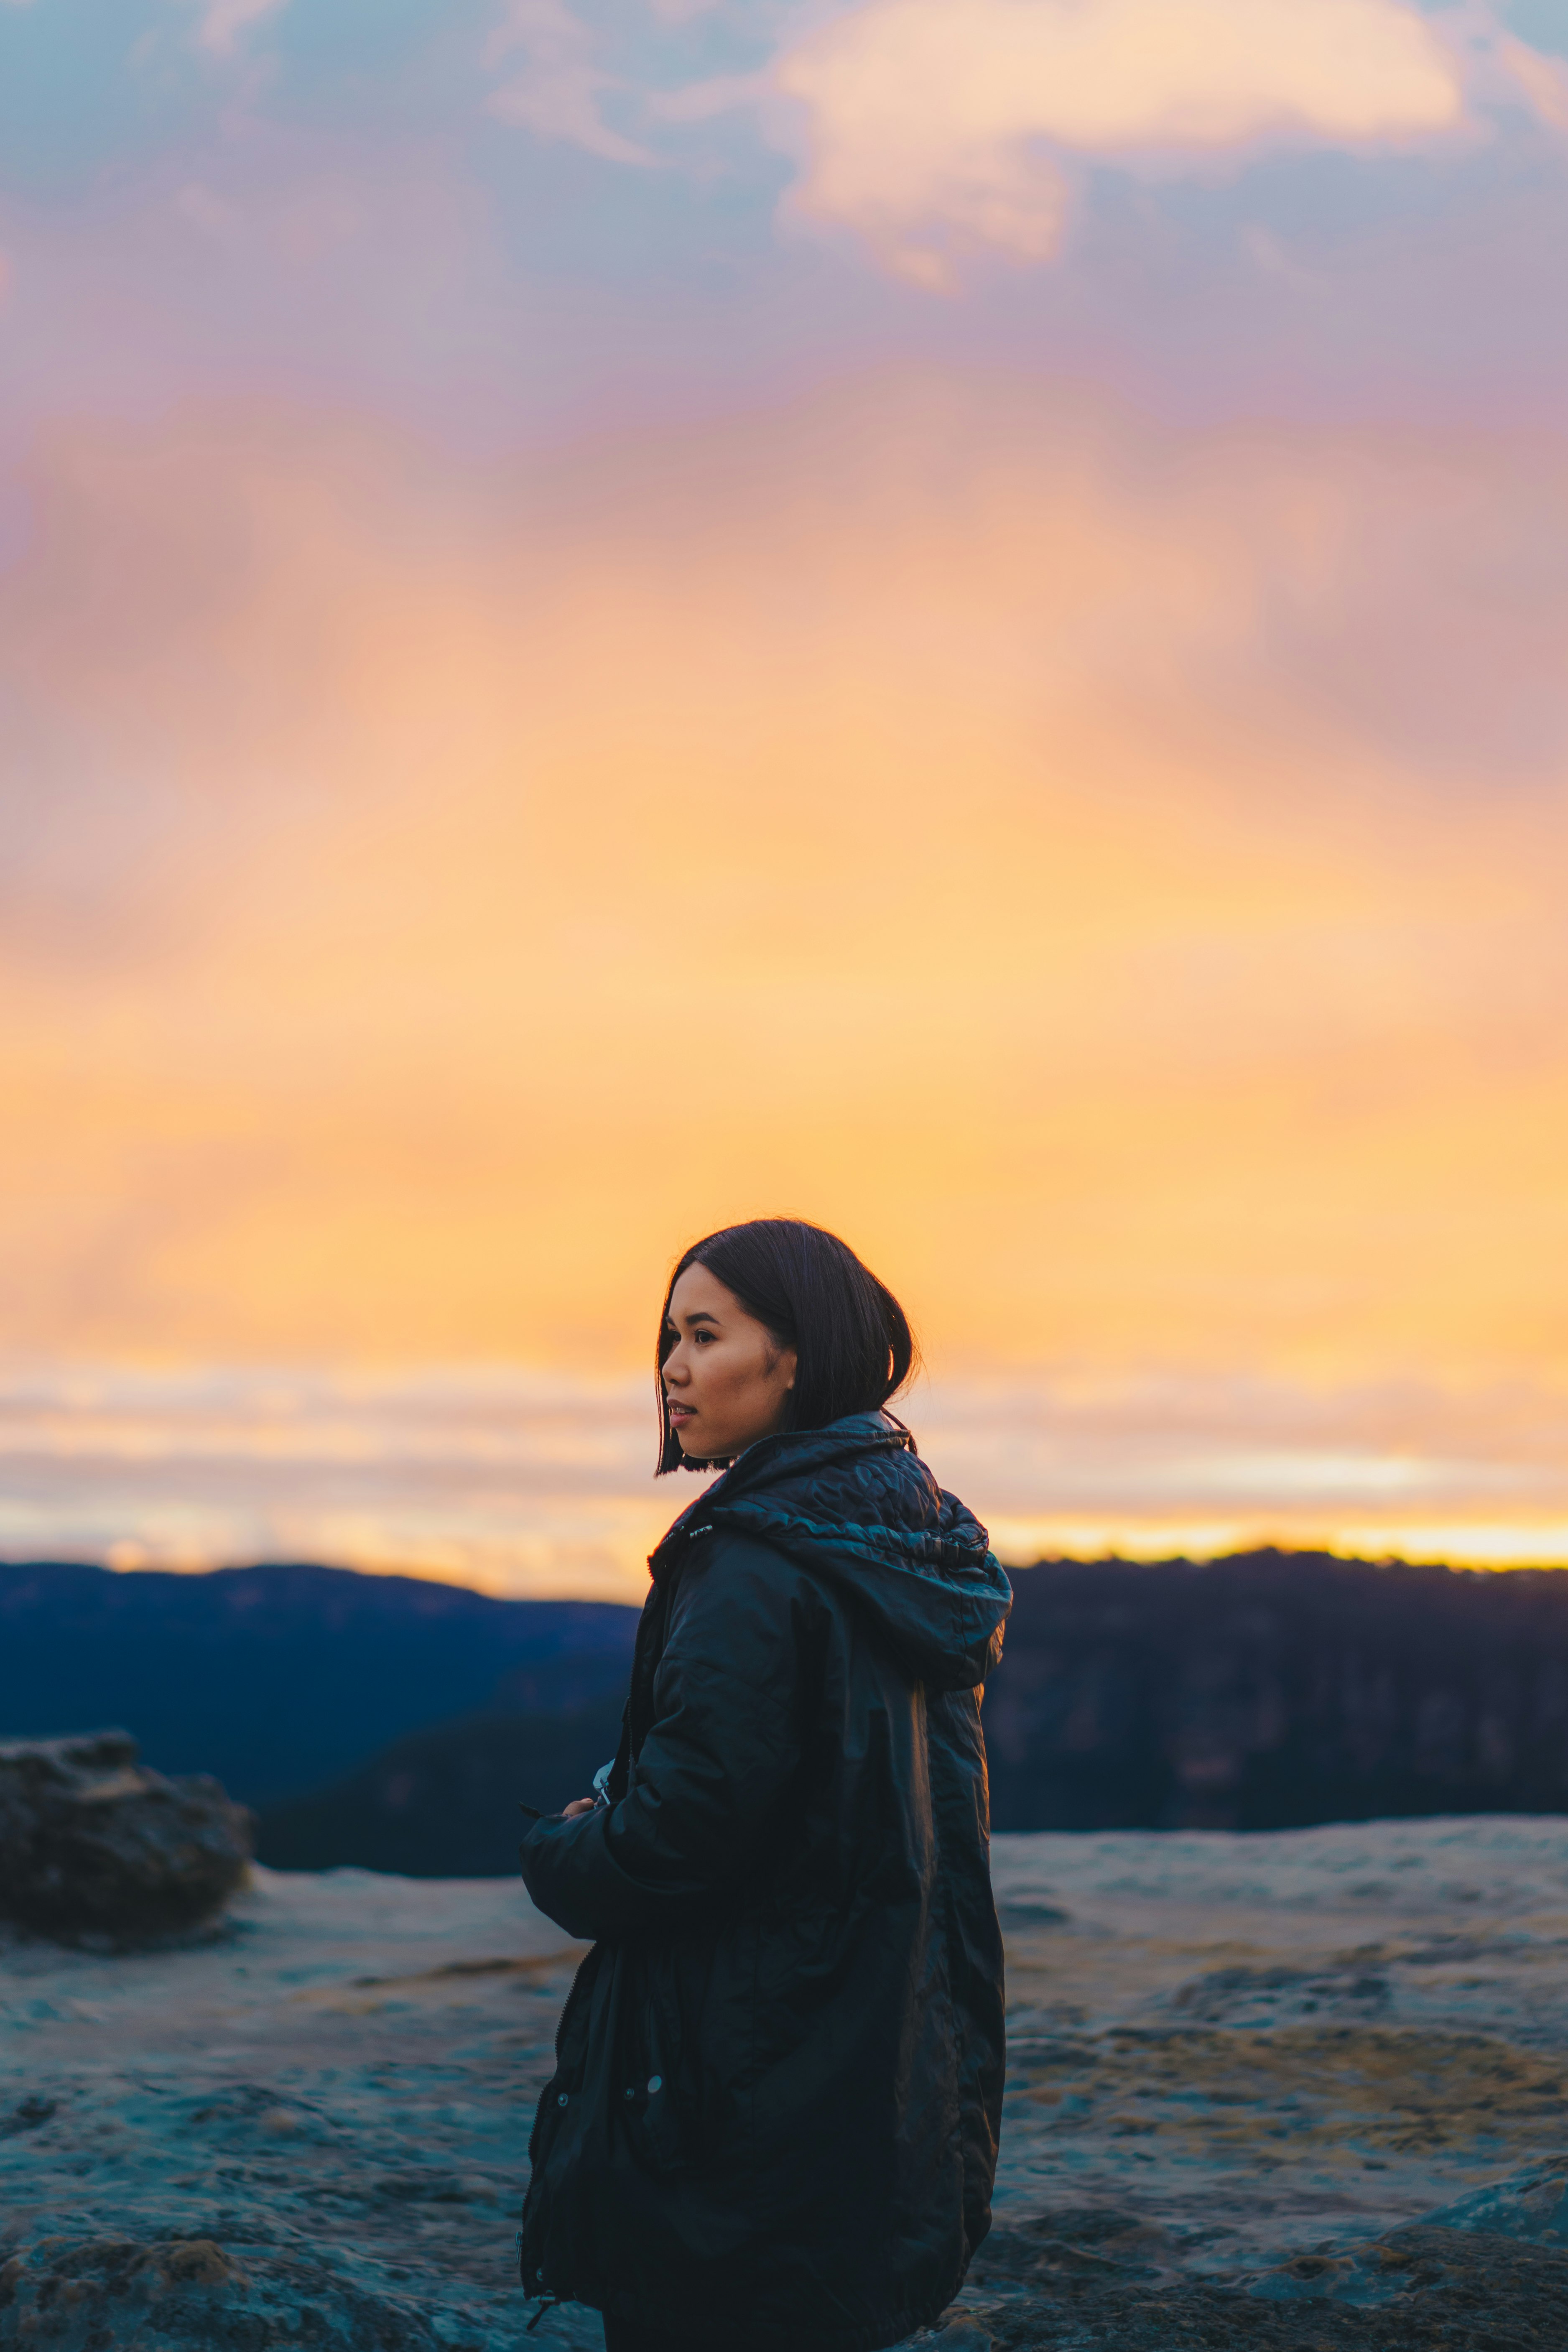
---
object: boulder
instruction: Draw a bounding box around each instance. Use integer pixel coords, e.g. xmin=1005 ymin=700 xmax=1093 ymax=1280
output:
xmin=0 ymin=1730 xmax=252 ymax=1942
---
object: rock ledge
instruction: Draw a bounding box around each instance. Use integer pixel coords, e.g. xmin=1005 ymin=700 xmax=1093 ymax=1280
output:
xmin=0 ymin=1730 xmax=252 ymax=1942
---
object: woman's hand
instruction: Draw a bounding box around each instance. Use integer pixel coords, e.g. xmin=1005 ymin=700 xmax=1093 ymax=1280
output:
xmin=562 ymin=1797 xmax=597 ymax=1818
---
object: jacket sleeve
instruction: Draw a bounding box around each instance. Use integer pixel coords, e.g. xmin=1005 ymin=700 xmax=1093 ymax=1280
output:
xmin=518 ymin=1536 xmax=809 ymax=1942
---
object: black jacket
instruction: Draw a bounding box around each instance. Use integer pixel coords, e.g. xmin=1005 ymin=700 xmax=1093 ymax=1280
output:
xmin=517 ymin=1412 xmax=1012 ymax=2351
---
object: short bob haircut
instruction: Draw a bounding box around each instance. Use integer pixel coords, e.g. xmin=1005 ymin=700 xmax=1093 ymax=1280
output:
xmin=656 ymin=1218 xmax=918 ymax=1474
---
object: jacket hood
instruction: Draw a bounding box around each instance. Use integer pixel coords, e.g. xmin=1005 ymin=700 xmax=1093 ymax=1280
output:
xmin=655 ymin=1411 xmax=1011 ymax=1691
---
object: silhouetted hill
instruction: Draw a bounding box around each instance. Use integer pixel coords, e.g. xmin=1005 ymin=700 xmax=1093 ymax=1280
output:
xmin=263 ymin=1547 xmax=1568 ymax=1872
xmin=0 ymin=1561 xmax=637 ymax=1805
xmin=990 ymin=1549 xmax=1568 ymax=1830
xmin=12 ymin=1550 xmax=1568 ymax=1867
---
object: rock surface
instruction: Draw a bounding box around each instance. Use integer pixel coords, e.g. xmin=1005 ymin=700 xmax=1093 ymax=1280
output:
xmin=0 ymin=2234 xmax=473 ymax=2351
xmin=4 ymin=1821 xmax=1568 ymax=2349
xmin=956 ymin=2206 xmax=1568 ymax=2346
xmin=0 ymin=1731 xmax=252 ymax=1942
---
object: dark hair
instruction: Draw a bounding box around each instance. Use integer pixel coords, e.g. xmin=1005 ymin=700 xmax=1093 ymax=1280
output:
xmin=655 ymin=1218 xmax=918 ymax=1474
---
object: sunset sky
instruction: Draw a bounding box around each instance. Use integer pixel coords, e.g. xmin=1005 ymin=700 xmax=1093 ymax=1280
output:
xmin=5 ymin=0 xmax=1568 ymax=1594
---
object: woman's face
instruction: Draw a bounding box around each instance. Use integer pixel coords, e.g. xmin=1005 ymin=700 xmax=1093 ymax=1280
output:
xmin=663 ymin=1262 xmax=798 ymax=1462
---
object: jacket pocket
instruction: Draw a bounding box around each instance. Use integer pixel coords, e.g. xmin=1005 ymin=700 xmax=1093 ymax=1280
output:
xmin=612 ymin=1949 xmax=697 ymax=2176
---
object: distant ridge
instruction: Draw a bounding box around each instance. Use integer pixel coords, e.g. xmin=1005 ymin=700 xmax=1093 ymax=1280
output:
xmin=994 ymin=1548 xmax=1568 ymax=1832
xmin=0 ymin=1561 xmax=637 ymax=1807
xmin=7 ymin=1549 xmax=1568 ymax=1867
xmin=256 ymin=1707 xmax=627 ymax=1875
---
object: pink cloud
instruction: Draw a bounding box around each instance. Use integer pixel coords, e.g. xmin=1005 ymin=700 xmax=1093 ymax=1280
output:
xmin=487 ymin=0 xmax=655 ymax=165
xmin=1499 ymin=32 xmax=1568 ymax=132
xmin=188 ymin=0 xmax=292 ymax=55
xmin=762 ymin=0 xmax=1549 ymax=286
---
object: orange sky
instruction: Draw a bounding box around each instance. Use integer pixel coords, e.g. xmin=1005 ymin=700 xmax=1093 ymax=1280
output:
xmin=5 ymin=3 xmax=1568 ymax=1589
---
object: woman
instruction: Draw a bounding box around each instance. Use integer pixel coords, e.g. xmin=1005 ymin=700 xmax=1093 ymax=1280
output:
xmin=518 ymin=1219 xmax=1011 ymax=2352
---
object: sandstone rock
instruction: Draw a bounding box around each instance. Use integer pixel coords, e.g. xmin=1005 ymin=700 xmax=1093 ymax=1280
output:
xmin=0 ymin=1730 xmax=252 ymax=1942
xmin=958 ymin=2212 xmax=1568 ymax=2347
xmin=0 ymin=2234 xmax=458 ymax=2352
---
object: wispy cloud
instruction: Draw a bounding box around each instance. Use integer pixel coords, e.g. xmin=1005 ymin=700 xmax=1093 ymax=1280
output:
xmin=487 ymin=0 xmax=655 ymax=164
xmin=1498 ymin=30 xmax=1568 ymax=131
xmin=187 ymin=0 xmax=292 ymax=56
xmin=4 ymin=1360 xmax=1568 ymax=1594
xmin=7 ymin=381 xmax=1568 ymax=1394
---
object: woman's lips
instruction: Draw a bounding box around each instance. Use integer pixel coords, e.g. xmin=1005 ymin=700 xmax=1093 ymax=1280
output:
xmin=668 ymin=1403 xmax=694 ymax=1421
